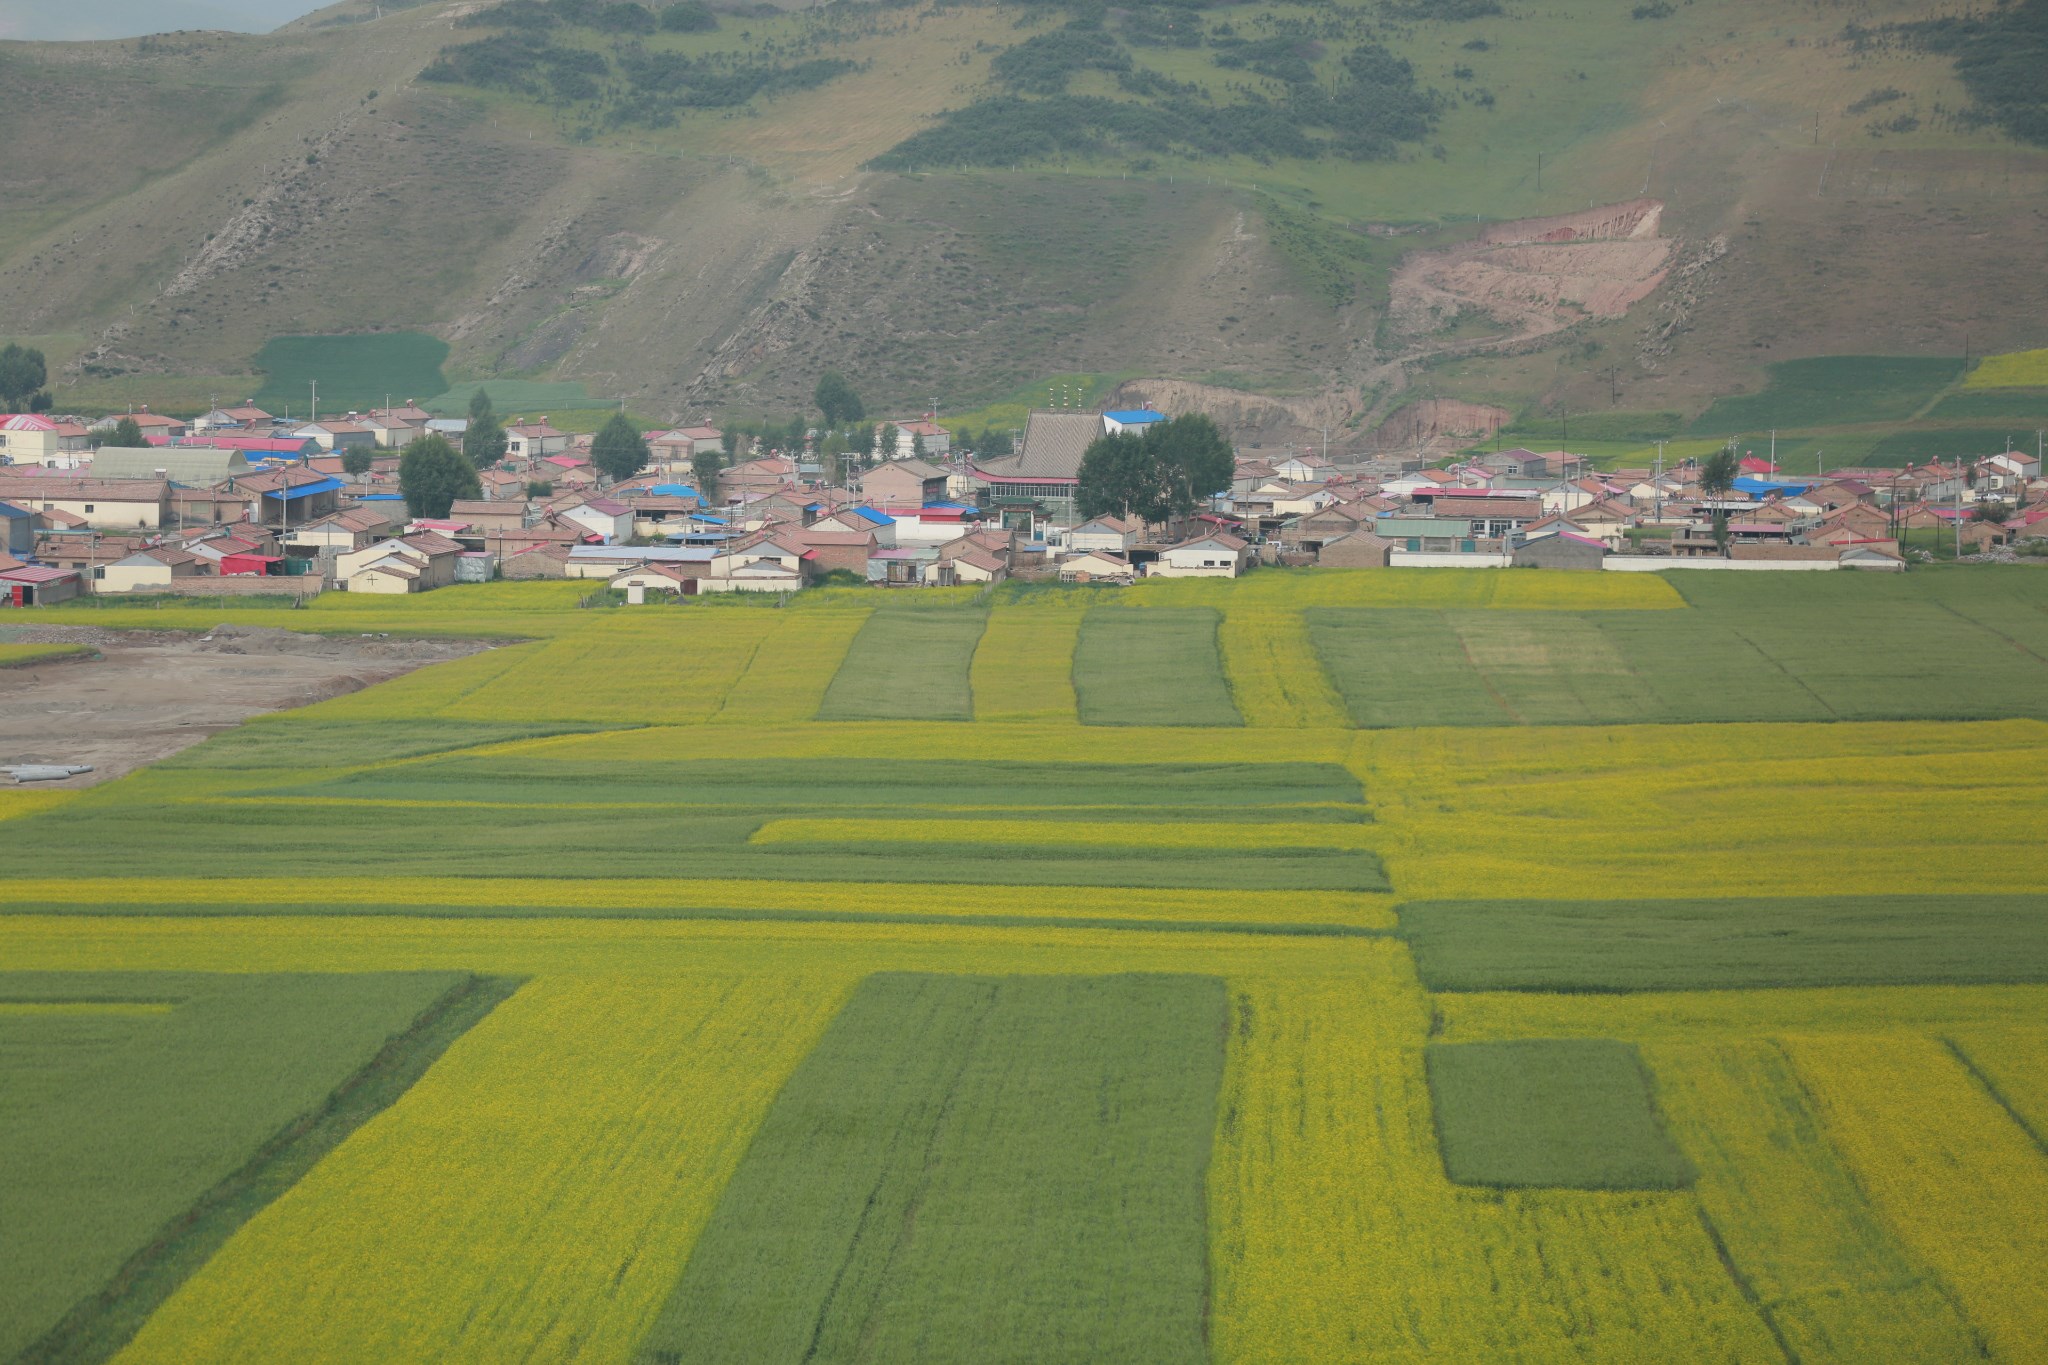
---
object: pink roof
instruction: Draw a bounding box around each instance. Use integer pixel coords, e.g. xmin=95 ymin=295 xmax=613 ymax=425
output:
xmin=0 ymin=565 xmax=79 ymax=584
xmin=0 ymin=414 xmax=57 ymax=432
xmin=543 ymin=455 xmax=586 ymax=469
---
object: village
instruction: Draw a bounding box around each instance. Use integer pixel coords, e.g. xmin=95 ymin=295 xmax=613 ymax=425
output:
xmin=1 ymin=399 xmax=2043 ymax=606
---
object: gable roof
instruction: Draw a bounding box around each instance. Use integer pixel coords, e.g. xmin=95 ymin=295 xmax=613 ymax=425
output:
xmin=981 ymin=410 xmax=1100 ymax=481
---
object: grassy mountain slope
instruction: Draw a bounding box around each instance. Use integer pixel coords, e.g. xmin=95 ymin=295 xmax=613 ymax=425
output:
xmin=0 ymin=0 xmax=2041 ymax=435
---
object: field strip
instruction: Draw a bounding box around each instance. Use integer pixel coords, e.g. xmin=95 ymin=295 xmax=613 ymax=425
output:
xmin=1781 ymin=1032 xmax=2048 ymax=1360
xmin=751 ymin=816 xmax=1379 ymax=850
xmin=711 ymin=608 xmax=871 ymax=723
xmin=0 ymin=1000 xmax=175 ymax=1016
xmin=508 ymin=719 xmax=1360 ymax=763
xmin=1435 ymin=986 xmax=2048 ymax=1042
xmin=0 ymin=915 xmax=1395 ymax=979
xmin=971 ymin=607 xmax=1083 ymax=722
xmin=1218 ymin=609 xmax=1352 ymax=729
xmin=0 ymin=878 xmax=1397 ymax=929
xmin=113 ymin=974 xmax=855 ymax=1364
xmin=1209 ymin=952 xmax=1783 ymax=1361
xmin=638 ymin=974 xmax=1220 ymax=1361
xmin=1644 ymin=1039 xmax=1984 ymax=1360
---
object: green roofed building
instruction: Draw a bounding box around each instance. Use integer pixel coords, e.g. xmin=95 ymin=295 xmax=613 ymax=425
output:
xmin=91 ymin=445 xmax=250 ymax=484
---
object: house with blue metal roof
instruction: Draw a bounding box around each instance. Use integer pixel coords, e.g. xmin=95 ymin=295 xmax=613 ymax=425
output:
xmin=1102 ymin=409 xmax=1167 ymax=436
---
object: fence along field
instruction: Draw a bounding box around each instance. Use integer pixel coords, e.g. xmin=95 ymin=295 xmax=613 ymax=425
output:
xmin=5 ymin=568 xmax=2048 ymax=1358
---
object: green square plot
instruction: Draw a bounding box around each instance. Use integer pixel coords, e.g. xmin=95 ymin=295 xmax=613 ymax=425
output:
xmin=1073 ymin=607 xmax=1241 ymax=726
xmin=636 ymin=972 xmax=1225 ymax=1364
xmin=1426 ymin=1039 xmax=1694 ymax=1190
xmin=817 ymin=611 xmax=988 ymax=721
xmin=0 ymin=971 xmax=506 ymax=1361
xmin=1306 ymin=608 xmax=1509 ymax=727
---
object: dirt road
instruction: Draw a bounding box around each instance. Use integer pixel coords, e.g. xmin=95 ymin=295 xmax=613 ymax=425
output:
xmin=0 ymin=625 xmax=492 ymax=785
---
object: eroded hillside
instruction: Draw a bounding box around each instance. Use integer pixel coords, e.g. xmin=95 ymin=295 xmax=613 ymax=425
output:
xmin=0 ymin=0 xmax=2041 ymax=434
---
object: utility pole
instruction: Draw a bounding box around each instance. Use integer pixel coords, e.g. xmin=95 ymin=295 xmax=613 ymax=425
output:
xmin=1654 ymin=439 xmax=1666 ymax=525
xmin=1769 ymin=429 xmax=1776 ymax=475
xmin=309 ymin=380 xmax=318 ymax=427
xmin=1536 ymin=151 xmax=1543 ymax=192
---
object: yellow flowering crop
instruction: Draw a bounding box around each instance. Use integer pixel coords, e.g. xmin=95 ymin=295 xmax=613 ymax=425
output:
xmin=0 ymin=790 xmax=78 ymax=823
xmin=296 ymin=642 xmax=546 ymax=720
xmin=115 ymin=973 xmax=856 ymax=1365
xmin=1783 ymin=1031 xmax=2048 ymax=1360
xmin=1645 ymin=1039 xmax=1984 ymax=1361
xmin=1217 ymin=610 xmax=1350 ymax=728
xmin=1438 ymin=985 xmax=2048 ymax=1044
xmin=1353 ymin=719 xmax=2048 ymax=900
xmin=440 ymin=615 xmax=780 ymax=724
xmin=557 ymin=717 xmax=1355 ymax=765
xmin=1964 ymin=348 xmax=2048 ymax=389
xmin=971 ymin=608 xmax=1083 ymax=721
xmin=1943 ymin=1025 xmax=2048 ymax=1150
xmin=711 ymin=609 xmax=870 ymax=722
xmin=0 ymin=874 xmax=1397 ymax=930
xmin=1209 ymin=949 xmax=1782 ymax=1362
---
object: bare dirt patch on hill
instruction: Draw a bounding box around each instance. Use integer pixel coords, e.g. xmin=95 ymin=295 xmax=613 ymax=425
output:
xmin=1387 ymin=199 xmax=1674 ymax=359
xmin=0 ymin=625 xmax=488 ymax=785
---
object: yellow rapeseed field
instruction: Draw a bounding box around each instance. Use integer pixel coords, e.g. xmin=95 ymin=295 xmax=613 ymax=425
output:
xmin=1217 ymin=610 xmax=1351 ymax=728
xmin=0 ymin=875 xmax=1398 ymax=930
xmin=1964 ymin=348 xmax=2048 ymax=389
xmin=1643 ymin=1039 xmax=1983 ymax=1360
xmin=710 ymin=609 xmax=870 ymax=722
xmin=1781 ymin=1031 xmax=2048 ymax=1361
xmin=971 ymin=607 xmax=1083 ymax=721
xmin=1352 ymin=719 xmax=2048 ymax=899
xmin=1438 ymin=984 xmax=2048 ymax=1044
xmin=115 ymin=974 xmax=856 ymax=1364
xmin=1208 ymin=950 xmax=1782 ymax=1362
xmin=297 ymin=642 xmax=546 ymax=720
xmin=550 ymin=717 xmax=1355 ymax=765
xmin=0 ymin=790 xmax=78 ymax=823
xmin=1945 ymin=1025 xmax=2048 ymax=1140
xmin=439 ymin=615 xmax=780 ymax=724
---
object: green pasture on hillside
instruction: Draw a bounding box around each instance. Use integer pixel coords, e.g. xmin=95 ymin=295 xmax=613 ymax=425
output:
xmin=1401 ymin=896 xmax=2048 ymax=992
xmin=159 ymin=719 xmax=614 ymax=769
xmin=1927 ymin=389 xmax=2048 ymax=424
xmin=1687 ymin=356 xmax=1963 ymax=436
xmin=637 ymin=973 xmax=1222 ymax=1365
xmin=0 ymin=971 xmax=483 ymax=1361
xmin=1074 ymin=607 xmax=1241 ymax=727
xmin=1427 ymin=1039 xmax=1695 ymax=1191
xmin=251 ymin=334 xmax=450 ymax=414
xmin=817 ymin=610 xmax=989 ymax=722
xmin=425 ymin=380 xmax=595 ymax=419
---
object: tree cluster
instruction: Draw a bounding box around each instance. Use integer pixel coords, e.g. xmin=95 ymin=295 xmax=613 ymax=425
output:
xmin=590 ymin=412 xmax=652 ymax=481
xmin=1075 ymin=413 xmax=1233 ymax=525
xmin=0 ymin=344 xmax=52 ymax=414
xmin=400 ymin=434 xmax=482 ymax=518
xmin=465 ymin=390 xmax=509 ymax=469
xmin=1897 ymin=0 xmax=2048 ymax=145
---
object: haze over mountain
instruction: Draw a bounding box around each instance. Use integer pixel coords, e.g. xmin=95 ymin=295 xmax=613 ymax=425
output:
xmin=1 ymin=0 xmax=2043 ymax=443
xmin=0 ymin=0 xmax=321 ymax=40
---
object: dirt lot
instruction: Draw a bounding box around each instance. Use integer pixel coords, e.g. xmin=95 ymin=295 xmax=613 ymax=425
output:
xmin=0 ymin=625 xmax=492 ymax=785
